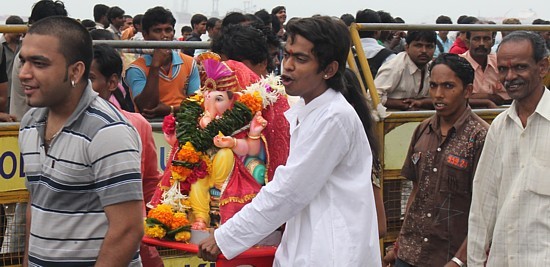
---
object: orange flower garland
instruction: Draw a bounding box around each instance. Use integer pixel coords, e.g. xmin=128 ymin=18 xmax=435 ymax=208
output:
xmin=239 ymin=91 xmax=263 ymax=114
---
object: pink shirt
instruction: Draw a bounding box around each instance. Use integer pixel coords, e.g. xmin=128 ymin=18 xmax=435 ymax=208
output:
xmin=120 ymin=109 xmax=161 ymax=203
xmin=460 ymin=51 xmax=510 ymax=101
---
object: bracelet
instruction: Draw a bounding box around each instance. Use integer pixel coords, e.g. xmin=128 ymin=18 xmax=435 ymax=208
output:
xmin=170 ymin=105 xmax=175 ymax=115
xmin=231 ymin=137 xmax=238 ymax=149
xmin=451 ymin=257 xmax=465 ymax=267
xmin=247 ymin=133 xmax=261 ymax=140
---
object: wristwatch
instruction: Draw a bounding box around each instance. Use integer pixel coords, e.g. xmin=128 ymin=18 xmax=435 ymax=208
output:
xmin=451 ymin=256 xmax=466 ymax=267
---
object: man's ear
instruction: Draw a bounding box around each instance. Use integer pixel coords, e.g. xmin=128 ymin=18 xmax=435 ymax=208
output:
xmin=69 ymin=61 xmax=86 ymax=85
xmin=107 ymin=73 xmax=120 ymax=93
xmin=322 ymin=61 xmax=339 ymax=79
xmin=464 ymin=83 xmax=473 ymax=99
xmin=538 ymin=57 xmax=549 ymax=79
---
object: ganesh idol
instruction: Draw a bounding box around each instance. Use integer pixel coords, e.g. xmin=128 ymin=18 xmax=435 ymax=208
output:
xmin=148 ymin=52 xmax=290 ymax=236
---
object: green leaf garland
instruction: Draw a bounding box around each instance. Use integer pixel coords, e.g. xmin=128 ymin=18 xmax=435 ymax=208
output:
xmin=175 ymin=99 xmax=253 ymax=152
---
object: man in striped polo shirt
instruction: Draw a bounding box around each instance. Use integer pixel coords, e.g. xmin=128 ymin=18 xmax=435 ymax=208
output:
xmin=18 ymin=17 xmax=144 ymax=266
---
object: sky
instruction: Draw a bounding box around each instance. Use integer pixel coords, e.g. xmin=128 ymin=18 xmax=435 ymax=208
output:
xmin=1 ymin=0 xmax=548 ymax=26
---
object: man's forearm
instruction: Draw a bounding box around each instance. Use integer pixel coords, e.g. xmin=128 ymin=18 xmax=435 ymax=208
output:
xmin=134 ymin=66 xmax=161 ymax=110
xmin=384 ymin=98 xmax=409 ymax=110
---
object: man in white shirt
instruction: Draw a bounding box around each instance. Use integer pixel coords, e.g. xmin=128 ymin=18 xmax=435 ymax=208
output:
xmin=375 ymin=30 xmax=437 ymax=110
xmin=468 ymin=31 xmax=550 ymax=266
xmin=198 ymin=16 xmax=381 ymax=266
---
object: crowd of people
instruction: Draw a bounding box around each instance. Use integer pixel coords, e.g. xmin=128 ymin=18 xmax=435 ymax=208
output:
xmin=0 ymin=0 xmax=550 ymax=266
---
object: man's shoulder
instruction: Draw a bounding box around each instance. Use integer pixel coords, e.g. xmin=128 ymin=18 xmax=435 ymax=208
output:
xmin=377 ymin=52 xmax=406 ymax=72
xmin=78 ymin=98 xmax=133 ymax=135
xmin=464 ymin=112 xmax=490 ymax=139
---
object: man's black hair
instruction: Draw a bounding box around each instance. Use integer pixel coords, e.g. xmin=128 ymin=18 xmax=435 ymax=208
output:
xmin=271 ymin=6 xmax=285 ymax=16
xmin=29 ymin=0 xmax=67 ymax=24
xmin=436 ymin=15 xmax=452 ymax=24
xmin=356 ymin=9 xmax=381 ymax=38
xmin=90 ymin=29 xmax=114 ymax=40
xmin=206 ymin=17 xmax=220 ymax=31
xmin=254 ymin=9 xmax=272 ymax=27
xmin=211 ymin=24 xmax=268 ymax=66
xmin=93 ymin=4 xmax=108 ymax=22
xmin=191 ymin=14 xmax=207 ymax=29
xmin=142 ymin=6 xmax=176 ymax=34
xmin=133 ymin=14 xmax=143 ymax=26
xmin=6 ymin=15 xmax=24 ymax=25
xmin=81 ymin=19 xmax=96 ymax=31
xmin=286 ymin=16 xmax=350 ymax=91
xmin=377 ymin=10 xmax=395 ymax=23
xmin=340 ymin=14 xmax=355 ymax=27
xmin=498 ymin=30 xmax=549 ymax=62
xmin=406 ymin=30 xmax=437 ymax=45
xmin=222 ymin=12 xmax=246 ymax=27
xmin=429 ymin=53 xmax=475 ymax=86
xmin=28 ymin=16 xmax=92 ymax=80
xmin=107 ymin=6 xmax=124 ymax=24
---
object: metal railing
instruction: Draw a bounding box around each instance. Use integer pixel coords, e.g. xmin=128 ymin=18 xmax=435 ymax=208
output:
xmin=348 ymin=23 xmax=550 ymax=109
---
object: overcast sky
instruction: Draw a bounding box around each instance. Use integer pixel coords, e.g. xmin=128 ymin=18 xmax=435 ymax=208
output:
xmin=2 ymin=0 xmax=548 ymax=26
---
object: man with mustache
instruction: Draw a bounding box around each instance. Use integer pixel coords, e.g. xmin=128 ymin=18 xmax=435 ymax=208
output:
xmin=468 ymin=31 xmax=550 ymax=266
xmin=375 ymin=30 xmax=437 ymax=110
xmin=460 ymin=23 xmax=511 ymax=106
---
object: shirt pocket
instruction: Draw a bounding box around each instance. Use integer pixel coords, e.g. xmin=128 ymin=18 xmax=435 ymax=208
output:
xmin=438 ymin=154 xmax=472 ymax=194
xmin=526 ymin=158 xmax=550 ymax=196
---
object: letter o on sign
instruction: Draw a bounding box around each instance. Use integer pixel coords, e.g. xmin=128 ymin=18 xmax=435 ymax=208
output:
xmin=0 ymin=151 xmax=17 ymax=179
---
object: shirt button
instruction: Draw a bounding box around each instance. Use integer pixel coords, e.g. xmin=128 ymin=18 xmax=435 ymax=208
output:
xmin=427 ymin=213 xmax=432 ymax=218
xmin=437 ymin=147 xmax=441 ymax=152
xmin=423 ymin=238 xmax=428 ymax=242
xmin=433 ymin=168 xmax=438 ymax=172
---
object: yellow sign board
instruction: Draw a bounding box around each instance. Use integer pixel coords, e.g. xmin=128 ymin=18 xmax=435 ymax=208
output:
xmin=0 ymin=135 xmax=26 ymax=192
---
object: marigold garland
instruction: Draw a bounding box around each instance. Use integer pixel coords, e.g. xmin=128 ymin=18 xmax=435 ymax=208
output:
xmin=239 ymin=91 xmax=263 ymax=114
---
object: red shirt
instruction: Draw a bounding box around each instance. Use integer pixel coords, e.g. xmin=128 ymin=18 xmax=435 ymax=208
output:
xmin=449 ymin=38 xmax=468 ymax=55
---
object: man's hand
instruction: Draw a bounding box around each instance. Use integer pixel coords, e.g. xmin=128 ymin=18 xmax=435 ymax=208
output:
xmin=151 ymin=48 xmax=172 ymax=68
xmin=382 ymin=249 xmax=396 ymax=267
xmin=0 ymin=113 xmax=16 ymax=122
xmin=141 ymin=103 xmax=171 ymax=119
xmin=402 ymin=99 xmax=423 ymax=111
xmin=198 ymin=231 xmax=222 ymax=262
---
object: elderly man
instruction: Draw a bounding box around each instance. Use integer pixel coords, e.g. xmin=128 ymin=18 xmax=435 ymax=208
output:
xmin=468 ymin=31 xmax=550 ymax=266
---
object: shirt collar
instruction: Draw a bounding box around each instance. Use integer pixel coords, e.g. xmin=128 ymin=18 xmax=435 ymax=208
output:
xmin=403 ymin=52 xmax=423 ymax=75
xmin=285 ymin=88 xmax=338 ymax=132
xmin=537 ymin=88 xmax=550 ymax=121
xmin=144 ymin=50 xmax=182 ymax=66
xmin=428 ymin=105 xmax=474 ymax=135
xmin=508 ymin=87 xmax=550 ymax=122
xmin=462 ymin=51 xmax=497 ymax=71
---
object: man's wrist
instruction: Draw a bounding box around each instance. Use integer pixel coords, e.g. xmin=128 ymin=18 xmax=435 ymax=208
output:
xmin=451 ymin=256 xmax=466 ymax=267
